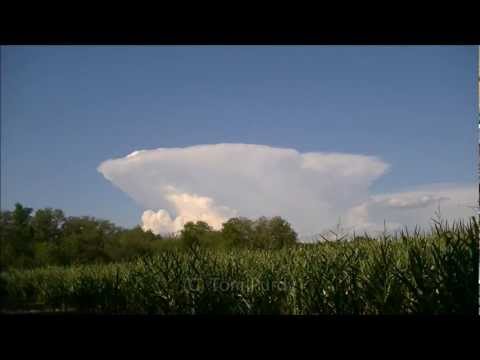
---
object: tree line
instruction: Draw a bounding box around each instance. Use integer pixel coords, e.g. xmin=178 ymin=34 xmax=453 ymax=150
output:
xmin=0 ymin=203 xmax=298 ymax=270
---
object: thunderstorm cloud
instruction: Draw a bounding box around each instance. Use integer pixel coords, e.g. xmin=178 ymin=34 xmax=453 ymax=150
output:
xmin=97 ymin=144 xmax=476 ymax=237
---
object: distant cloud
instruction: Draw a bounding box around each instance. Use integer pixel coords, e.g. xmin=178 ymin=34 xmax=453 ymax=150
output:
xmin=345 ymin=185 xmax=476 ymax=234
xmin=376 ymin=194 xmax=449 ymax=209
xmin=98 ymin=144 xmax=476 ymax=237
xmin=141 ymin=186 xmax=236 ymax=234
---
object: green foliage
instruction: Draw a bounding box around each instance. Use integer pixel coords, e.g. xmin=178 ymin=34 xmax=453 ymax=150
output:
xmin=1 ymin=217 xmax=477 ymax=314
xmin=252 ymin=216 xmax=297 ymax=249
xmin=221 ymin=217 xmax=255 ymax=248
xmin=221 ymin=216 xmax=297 ymax=249
xmin=105 ymin=226 xmax=159 ymax=262
xmin=31 ymin=208 xmax=65 ymax=244
xmin=0 ymin=203 xmax=35 ymax=269
xmin=0 ymin=203 xmax=299 ymax=271
xmin=180 ymin=221 xmax=214 ymax=248
xmin=0 ymin=203 xmax=477 ymax=314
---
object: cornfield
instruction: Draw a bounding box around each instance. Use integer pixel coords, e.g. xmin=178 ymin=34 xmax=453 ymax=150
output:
xmin=1 ymin=217 xmax=478 ymax=314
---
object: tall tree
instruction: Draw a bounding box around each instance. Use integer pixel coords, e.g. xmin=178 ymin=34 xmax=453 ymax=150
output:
xmin=221 ymin=217 xmax=254 ymax=248
xmin=6 ymin=203 xmax=35 ymax=267
xmin=180 ymin=221 xmax=213 ymax=248
xmin=59 ymin=216 xmax=119 ymax=264
xmin=251 ymin=216 xmax=298 ymax=249
xmin=31 ymin=208 xmax=65 ymax=243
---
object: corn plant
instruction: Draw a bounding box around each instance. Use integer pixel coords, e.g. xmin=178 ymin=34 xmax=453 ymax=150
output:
xmin=1 ymin=217 xmax=477 ymax=314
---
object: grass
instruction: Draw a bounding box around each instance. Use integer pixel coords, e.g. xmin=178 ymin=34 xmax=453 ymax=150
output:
xmin=0 ymin=217 xmax=478 ymax=314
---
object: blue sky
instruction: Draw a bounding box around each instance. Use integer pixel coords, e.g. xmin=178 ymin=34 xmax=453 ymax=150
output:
xmin=1 ymin=46 xmax=477 ymax=231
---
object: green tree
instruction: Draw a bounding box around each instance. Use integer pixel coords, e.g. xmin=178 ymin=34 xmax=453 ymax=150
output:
xmin=251 ymin=216 xmax=297 ymax=250
xmin=267 ymin=216 xmax=298 ymax=248
xmin=0 ymin=204 xmax=36 ymax=269
xmin=221 ymin=217 xmax=254 ymax=248
xmin=31 ymin=208 xmax=65 ymax=244
xmin=251 ymin=216 xmax=272 ymax=249
xmin=180 ymin=221 xmax=213 ymax=248
xmin=58 ymin=216 xmax=120 ymax=264
xmin=0 ymin=210 xmax=15 ymax=270
xmin=28 ymin=208 xmax=66 ymax=266
xmin=106 ymin=226 xmax=160 ymax=261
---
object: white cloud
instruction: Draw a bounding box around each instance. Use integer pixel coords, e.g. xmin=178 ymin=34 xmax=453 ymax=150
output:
xmin=375 ymin=194 xmax=449 ymax=210
xmin=97 ymin=144 xmax=476 ymax=237
xmin=141 ymin=186 xmax=236 ymax=234
xmin=345 ymin=184 xmax=477 ymax=234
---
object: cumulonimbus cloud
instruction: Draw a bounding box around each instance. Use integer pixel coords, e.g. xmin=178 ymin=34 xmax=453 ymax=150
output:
xmin=97 ymin=144 xmax=476 ymax=237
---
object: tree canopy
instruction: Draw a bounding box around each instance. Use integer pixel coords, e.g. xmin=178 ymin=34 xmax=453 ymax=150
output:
xmin=0 ymin=203 xmax=299 ymax=270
